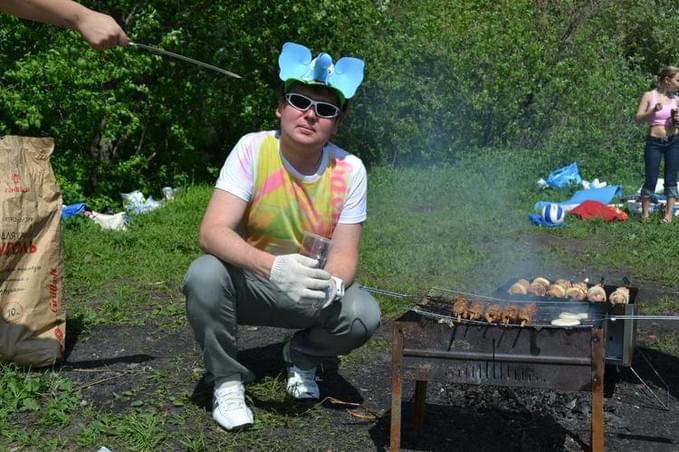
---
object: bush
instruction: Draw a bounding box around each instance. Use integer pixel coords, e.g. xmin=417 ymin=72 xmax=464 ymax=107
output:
xmin=1 ymin=0 xmax=679 ymax=206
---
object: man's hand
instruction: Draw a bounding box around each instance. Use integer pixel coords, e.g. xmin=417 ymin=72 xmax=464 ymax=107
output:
xmin=270 ymin=254 xmax=331 ymax=302
xmin=76 ymin=9 xmax=128 ymax=50
xmin=0 ymin=1 xmax=129 ymax=51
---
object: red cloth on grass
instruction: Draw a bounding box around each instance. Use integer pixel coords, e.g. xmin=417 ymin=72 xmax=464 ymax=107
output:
xmin=569 ymin=200 xmax=628 ymax=222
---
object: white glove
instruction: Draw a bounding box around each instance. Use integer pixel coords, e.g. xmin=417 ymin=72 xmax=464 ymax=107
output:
xmin=321 ymin=276 xmax=345 ymax=309
xmin=270 ymin=254 xmax=332 ymax=302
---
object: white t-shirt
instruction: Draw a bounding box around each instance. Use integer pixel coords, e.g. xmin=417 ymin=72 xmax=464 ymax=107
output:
xmin=216 ymin=130 xmax=367 ymax=224
xmin=215 ymin=130 xmax=367 ymax=254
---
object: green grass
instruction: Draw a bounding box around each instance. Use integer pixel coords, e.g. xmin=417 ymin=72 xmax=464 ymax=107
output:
xmin=639 ymin=296 xmax=679 ymax=316
xmin=3 ymin=150 xmax=679 ymax=449
xmin=647 ymin=335 xmax=679 ymax=356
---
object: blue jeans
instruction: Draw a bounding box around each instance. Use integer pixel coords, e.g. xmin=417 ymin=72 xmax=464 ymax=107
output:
xmin=641 ymin=135 xmax=679 ymax=199
xmin=183 ymin=254 xmax=381 ymax=382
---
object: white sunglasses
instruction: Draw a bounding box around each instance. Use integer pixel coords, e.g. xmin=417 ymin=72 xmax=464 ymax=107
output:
xmin=284 ymin=93 xmax=341 ymax=119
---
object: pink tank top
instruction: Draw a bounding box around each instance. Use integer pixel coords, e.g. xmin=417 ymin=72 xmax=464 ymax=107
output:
xmin=647 ymin=90 xmax=677 ymax=127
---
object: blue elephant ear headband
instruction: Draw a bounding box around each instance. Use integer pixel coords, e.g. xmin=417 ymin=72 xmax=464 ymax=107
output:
xmin=278 ymin=42 xmax=364 ymax=106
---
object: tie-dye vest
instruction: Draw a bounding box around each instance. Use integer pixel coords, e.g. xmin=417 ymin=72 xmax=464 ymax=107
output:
xmin=244 ymin=134 xmax=352 ymax=255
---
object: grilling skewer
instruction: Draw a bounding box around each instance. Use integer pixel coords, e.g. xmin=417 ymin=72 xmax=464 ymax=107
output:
xmin=432 ymin=287 xmax=518 ymax=304
xmin=128 ymin=42 xmax=242 ymax=78
xmin=607 ymin=315 xmax=679 ymax=321
xmin=360 ymin=286 xmax=413 ymax=298
xmin=529 ymin=278 xmax=549 ymax=296
xmin=547 ymin=282 xmax=567 ymax=298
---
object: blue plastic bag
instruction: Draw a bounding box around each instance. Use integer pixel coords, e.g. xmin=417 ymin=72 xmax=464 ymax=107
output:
xmin=62 ymin=202 xmax=87 ymax=221
xmin=546 ymin=162 xmax=582 ymax=189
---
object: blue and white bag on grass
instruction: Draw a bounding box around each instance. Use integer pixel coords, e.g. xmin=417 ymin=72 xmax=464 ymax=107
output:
xmin=546 ymin=162 xmax=582 ymax=189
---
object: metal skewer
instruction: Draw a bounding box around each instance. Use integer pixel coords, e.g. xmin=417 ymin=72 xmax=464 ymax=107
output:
xmin=129 ymin=42 xmax=242 ymax=79
xmin=607 ymin=315 xmax=679 ymax=321
xmin=360 ymin=286 xmax=414 ymax=299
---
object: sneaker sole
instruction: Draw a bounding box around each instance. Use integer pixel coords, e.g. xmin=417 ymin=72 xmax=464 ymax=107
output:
xmin=214 ymin=420 xmax=254 ymax=432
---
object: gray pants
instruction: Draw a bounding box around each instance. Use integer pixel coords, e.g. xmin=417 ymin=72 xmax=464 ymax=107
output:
xmin=183 ymin=254 xmax=381 ymax=383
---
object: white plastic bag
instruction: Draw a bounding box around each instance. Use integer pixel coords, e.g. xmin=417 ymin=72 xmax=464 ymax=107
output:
xmin=87 ymin=211 xmax=129 ymax=231
xmin=121 ymin=190 xmax=162 ymax=215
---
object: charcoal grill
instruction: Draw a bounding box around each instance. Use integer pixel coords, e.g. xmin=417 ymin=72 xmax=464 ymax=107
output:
xmin=495 ymin=279 xmax=639 ymax=367
xmin=390 ymin=290 xmax=608 ymax=451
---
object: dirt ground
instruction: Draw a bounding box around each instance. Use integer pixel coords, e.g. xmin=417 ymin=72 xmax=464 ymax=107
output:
xmin=59 ymin=234 xmax=679 ymax=451
xmin=60 ymin=300 xmax=679 ymax=450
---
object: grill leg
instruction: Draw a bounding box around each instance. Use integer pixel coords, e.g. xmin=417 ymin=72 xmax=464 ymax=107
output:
xmin=591 ymin=328 xmax=605 ymax=452
xmin=390 ymin=324 xmax=403 ymax=451
xmin=414 ymin=380 xmax=427 ymax=429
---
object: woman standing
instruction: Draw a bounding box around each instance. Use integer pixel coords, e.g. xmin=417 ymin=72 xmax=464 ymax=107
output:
xmin=635 ymin=66 xmax=679 ymax=223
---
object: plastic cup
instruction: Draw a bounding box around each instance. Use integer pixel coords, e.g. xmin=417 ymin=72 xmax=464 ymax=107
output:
xmin=300 ymin=231 xmax=331 ymax=268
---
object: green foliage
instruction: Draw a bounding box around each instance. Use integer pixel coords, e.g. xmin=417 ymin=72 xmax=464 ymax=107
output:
xmin=2 ymin=0 xmax=679 ymax=206
xmin=0 ymin=0 xmax=378 ymax=207
xmin=0 ymin=363 xmax=80 ymax=433
xmin=347 ymin=0 xmax=679 ymax=173
xmin=0 ymin=364 xmax=42 ymax=424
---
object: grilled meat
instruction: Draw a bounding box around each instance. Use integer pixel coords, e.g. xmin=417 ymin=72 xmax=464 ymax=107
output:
xmin=485 ymin=304 xmax=503 ymax=323
xmin=452 ymin=295 xmax=470 ymax=321
xmin=609 ymin=286 xmax=630 ymax=305
xmin=573 ymin=281 xmax=588 ymax=291
xmin=532 ymin=277 xmax=551 ymax=287
xmin=518 ymin=303 xmax=538 ymax=326
xmin=587 ymin=284 xmax=607 ymax=303
xmin=555 ymin=279 xmax=572 ymax=288
xmin=529 ymin=281 xmax=548 ymax=296
xmin=509 ymin=279 xmax=530 ymax=295
xmin=547 ymin=283 xmax=567 ymax=298
xmin=566 ymin=285 xmax=587 ymax=300
xmin=502 ymin=304 xmax=520 ymax=325
xmin=467 ymin=300 xmax=486 ymax=320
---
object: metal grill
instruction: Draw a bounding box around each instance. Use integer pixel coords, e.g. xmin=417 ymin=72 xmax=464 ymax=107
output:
xmin=493 ymin=280 xmax=639 ymax=366
xmin=390 ymin=290 xmax=607 ymax=451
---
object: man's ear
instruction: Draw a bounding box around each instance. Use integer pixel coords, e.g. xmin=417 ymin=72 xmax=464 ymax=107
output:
xmin=275 ymin=101 xmax=284 ymax=119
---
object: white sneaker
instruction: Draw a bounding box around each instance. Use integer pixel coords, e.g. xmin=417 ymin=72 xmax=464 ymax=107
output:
xmin=212 ymin=381 xmax=254 ymax=431
xmin=286 ymin=365 xmax=320 ymax=400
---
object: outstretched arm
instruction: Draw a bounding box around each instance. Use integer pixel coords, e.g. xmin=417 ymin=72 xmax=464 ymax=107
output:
xmin=0 ymin=0 xmax=128 ymax=50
